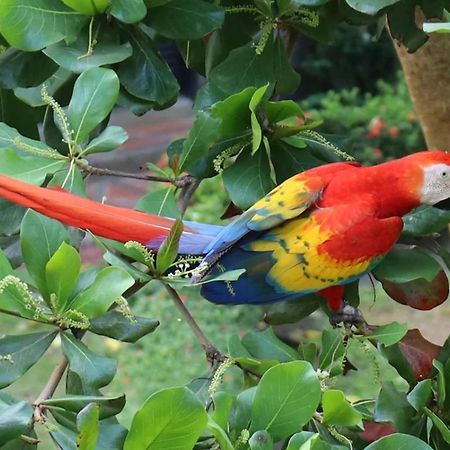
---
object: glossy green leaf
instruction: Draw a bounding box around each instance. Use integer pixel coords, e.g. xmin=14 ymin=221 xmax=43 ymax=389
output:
xmin=322 ymin=390 xmax=362 ymax=426
xmin=241 ymin=328 xmax=298 ymax=362
xmin=345 ymin=0 xmax=400 ymax=15
xmin=43 ymin=394 xmax=125 ymax=419
xmin=67 ymin=266 xmax=134 ymax=318
xmin=263 ymin=296 xmax=320 ymax=325
xmin=61 ymin=333 xmax=117 ymax=389
xmin=407 ymin=380 xmax=432 ymax=411
xmin=362 ymin=322 xmax=408 ymax=347
xmin=0 ymin=397 xmax=33 ymax=446
xmin=61 ymin=0 xmax=109 ymax=15
xmin=229 ymin=387 xmax=256 ymax=433
xmin=364 ymin=433 xmax=433 ymax=450
xmin=21 ymin=210 xmax=70 ymax=296
xmin=156 ymin=218 xmax=184 ymax=273
xmin=0 ymin=48 xmax=57 ymax=89
xmin=110 ymin=0 xmax=147 ymax=23
xmin=403 ymin=205 xmax=450 ymax=237
xmin=0 ymin=89 xmax=40 ymax=140
xmin=82 ymin=126 xmax=128 ymax=155
xmin=0 ymin=331 xmax=57 ymax=388
xmin=211 ymin=391 xmax=234 ymax=430
xmin=178 ymin=110 xmax=222 ymax=171
xmin=424 ymin=407 xmax=450 ymax=443
xmin=223 ymin=148 xmax=275 ymax=209
xmin=124 ymin=387 xmax=208 ymax=450
xmin=118 ymin=27 xmax=179 ymax=107
xmin=44 ymin=38 xmax=132 ymax=73
xmin=251 ymin=361 xmax=321 ymax=441
xmin=207 ymin=418 xmax=234 ymax=450
xmin=89 ymin=311 xmax=159 ymax=343
xmin=0 ymin=0 xmax=87 ymax=51
xmin=147 ymin=0 xmax=224 ymax=40
xmin=264 ymin=99 xmax=304 ymax=124
xmin=319 ymin=328 xmax=345 ymax=376
xmin=45 ymin=242 xmax=81 ymax=312
xmin=249 ymin=430 xmax=273 ymax=450
xmin=374 ymin=382 xmax=415 ymax=433
xmin=249 ymin=84 xmax=269 ymax=154
xmin=0 ymin=148 xmax=65 ymax=184
xmin=286 ymin=431 xmax=316 ymax=450
xmin=76 ymin=403 xmax=99 ymax=450
xmin=373 ymin=247 xmax=442 ymax=284
xmin=135 ymin=188 xmax=180 ymax=218
xmin=68 ymin=68 xmax=119 ymax=144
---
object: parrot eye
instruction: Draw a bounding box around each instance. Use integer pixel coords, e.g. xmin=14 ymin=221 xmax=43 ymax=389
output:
xmin=442 ymin=171 xmax=448 ymax=178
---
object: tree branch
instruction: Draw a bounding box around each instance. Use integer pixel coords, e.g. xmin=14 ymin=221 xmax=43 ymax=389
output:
xmin=163 ymin=283 xmax=225 ymax=364
xmin=177 ymin=177 xmax=200 ymax=215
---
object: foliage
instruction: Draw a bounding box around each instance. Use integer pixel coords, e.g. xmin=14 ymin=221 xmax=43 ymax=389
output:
xmin=0 ymin=0 xmax=449 ymax=449
xmin=304 ymin=74 xmax=426 ymax=164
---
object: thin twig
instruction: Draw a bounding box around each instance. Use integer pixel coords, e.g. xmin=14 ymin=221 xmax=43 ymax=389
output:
xmin=33 ymin=356 xmax=68 ymax=422
xmin=0 ymin=308 xmax=53 ymax=326
xmin=164 ymin=284 xmax=225 ymax=363
xmin=178 ymin=177 xmax=200 ymax=215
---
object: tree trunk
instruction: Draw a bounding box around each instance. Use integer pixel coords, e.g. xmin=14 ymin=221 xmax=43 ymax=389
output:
xmin=391 ymin=11 xmax=450 ymax=150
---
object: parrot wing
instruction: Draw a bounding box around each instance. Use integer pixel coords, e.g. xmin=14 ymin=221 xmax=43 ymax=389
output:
xmin=201 ymin=162 xmax=360 ymax=262
xmin=201 ymin=201 xmax=404 ymax=305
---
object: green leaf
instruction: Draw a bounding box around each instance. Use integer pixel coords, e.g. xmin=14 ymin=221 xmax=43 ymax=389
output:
xmin=211 ymin=391 xmax=234 ymax=430
xmin=249 ymin=430 xmax=273 ymax=450
xmin=322 ymin=390 xmax=363 ymax=427
xmin=43 ymin=394 xmax=125 ymax=419
xmin=364 ymin=433 xmax=433 ymax=450
xmin=207 ymin=418 xmax=234 ymax=450
xmin=61 ymin=0 xmax=109 ymax=15
xmin=0 ymin=0 xmax=87 ymax=51
xmin=424 ymin=407 xmax=450 ymax=443
xmin=0 ymin=397 xmax=33 ymax=446
xmin=135 ymin=188 xmax=180 ymax=218
xmin=82 ymin=126 xmax=128 ymax=155
xmin=0 ymin=148 xmax=65 ymax=184
xmin=124 ymin=387 xmax=208 ymax=450
xmin=61 ymin=333 xmax=117 ymax=389
xmin=286 ymin=432 xmax=317 ymax=450
xmin=14 ymin=68 xmax=72 ymax=107
xmin=68 ymin=267 xmax=134 ymax=318
xmin=0 ymin=48 xmax=58 ymax=90
xmin=373 ymin=247 xmax=442 ymax=284
xmin=319 ymin=328 xmax=345 ymax=376
xmin=229 ymin=387 xmax=256 ymax=433
xmin=249 ymin=84 xmax=269 ymax=154
xmin=362 ymin=322 xmax=408 ymax=347
xmin=89 ymin=311 xmax=159 ymax=343
xmin=118 ymin=27 xmax=179 ymax=107
xmin=156 ymin=218 xmax=184 ymax=273
xmin=0 ymin=331 xmax=57 ymax=388
xmin=68 ymin=68 xmax=120 ymax=144
xmin=344 ymin=0 xmax=401 ymax=15
xmin=76 ymin=403 xmax=100 ymax=450
xmin=403 ymin=206 xmax=450 ymax=237
xmin=44 ymin=38 xmax=132 ymax=73
xmin=45 ymin=242 xmax=81 ymax=312
xmin=178 ymin=110 xmax=222 ymax=171
xmin=264 ymin=99 xmax=304 ymax=124
xmin=263 ymin=296 xmax=320 ymax=325
xmin=147 ymin=0 xmax=224 ymax=40
xmin=251 ymin=361 xmax=321 ymax=441
xmin=110 ymin=0 xmax=147 ymax=23
xmin=223 ymin=147 xmax=275 ymax=209
xmin=407 ymin=380 xmax=432 ymax=411
xmin=21 ymin=210 xmax=70 ymax=297
xmin=374 ymin=382 xmax=416 ymax=433
xmin=241 ymin=328 xmax=298 ymax=362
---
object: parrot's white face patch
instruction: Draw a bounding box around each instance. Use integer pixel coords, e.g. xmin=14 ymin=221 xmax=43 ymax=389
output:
xmin=420 ymin=163 xmax=450 ymax=205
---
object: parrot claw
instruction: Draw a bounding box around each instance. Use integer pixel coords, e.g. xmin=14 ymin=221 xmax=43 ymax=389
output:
xmin=329 ymin=303 xmax=365 ymax=329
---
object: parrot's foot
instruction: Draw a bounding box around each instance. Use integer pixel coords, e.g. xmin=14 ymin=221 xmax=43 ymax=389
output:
xmin=330 ymin=303 xmax=365 ymax=328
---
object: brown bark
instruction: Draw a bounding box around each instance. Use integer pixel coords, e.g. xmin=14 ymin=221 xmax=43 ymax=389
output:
xmin=391 ymin=11 xmax=450 ymax=150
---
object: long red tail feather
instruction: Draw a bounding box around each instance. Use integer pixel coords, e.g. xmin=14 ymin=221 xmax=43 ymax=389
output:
xmin=0 ymin=175 xmax=182 ymax=244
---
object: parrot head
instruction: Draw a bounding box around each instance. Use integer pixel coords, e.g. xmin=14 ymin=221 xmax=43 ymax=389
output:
xmin=412 ymin=150 xmax=450 ymax=205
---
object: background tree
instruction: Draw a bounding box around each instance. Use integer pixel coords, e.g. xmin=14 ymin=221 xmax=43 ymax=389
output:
xmin=0 ymin=1 xmax=449 ymax=449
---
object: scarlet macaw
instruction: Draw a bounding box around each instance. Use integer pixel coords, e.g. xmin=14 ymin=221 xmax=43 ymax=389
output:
xmin=1 ymin=150 xmax=450 ymax=311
